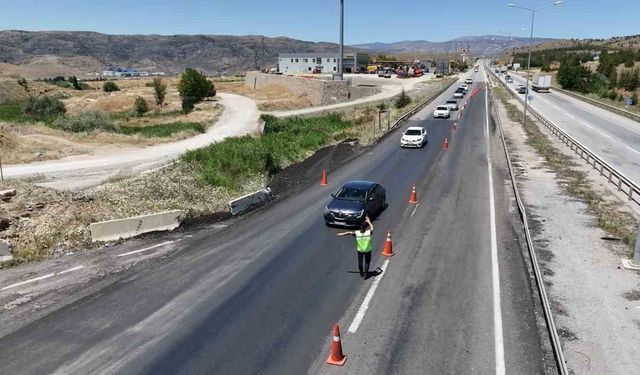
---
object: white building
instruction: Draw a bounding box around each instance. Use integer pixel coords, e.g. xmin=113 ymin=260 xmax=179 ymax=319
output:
xmin=278 ymin=53 xmax=369 ymax=74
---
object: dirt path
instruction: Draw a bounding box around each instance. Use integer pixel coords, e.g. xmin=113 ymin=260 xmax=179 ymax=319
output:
xmin=3 ymin=93 xmax=261 ymax=190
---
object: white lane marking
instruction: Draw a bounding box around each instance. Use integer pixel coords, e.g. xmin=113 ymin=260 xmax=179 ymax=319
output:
xmin=59 ymin=265 xmax=84 ymax=274
xmin=626 ymin=145 xmax=640 ymax=156
xmin=596 ymin=130 xmax=613 ymax=140
xmin=567 ymin=114 xmax=576 ymax=120
xmin=117 ymin=240 xmax=176 ymax=257
xmin=410 ymin=203 xmax=420 ymax=217
xmin=348 ymin=258 xmax=390 ymax=333
xmin=1 ymin=265 xmax=85 ymax=291
xmin=484 ymin=66 xmax=506 ymax=375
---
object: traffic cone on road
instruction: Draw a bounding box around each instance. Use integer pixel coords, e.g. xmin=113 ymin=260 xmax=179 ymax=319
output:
xmin=409 ymin=185 xmax=418 ymax=204
xmin=326 ymin=323 xmax=347 ymax=366
xmin=382 ymin=231 xmax=395 ymax=257
xmin=443 ymin=138 xmax=449 ymax=150
xmin=320 ymin=169 xmax=328 ymax=186
xmin=452 ymin=121 xmax=457 ymax=130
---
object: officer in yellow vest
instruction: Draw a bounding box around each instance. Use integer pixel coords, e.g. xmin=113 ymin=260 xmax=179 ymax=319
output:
xmin=337 ymin=216 xmax=374 ymax=279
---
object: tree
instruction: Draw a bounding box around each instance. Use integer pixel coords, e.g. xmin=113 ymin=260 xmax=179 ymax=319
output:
xmin=17 ymin=78 xmax=28 ymax=88
xmin=608 ymin=69 xmax=618 ymax=89
xmin=631 ymin=92 xmax=639 ymax=106
xmin=556 ymin=57 xmax=591 ymax=92
xmin=103 ymin=81 xmax=120 ymax=92
xmin=151 ymin=78 xmax=167 ymax=107
xmin=68 ymin=76 xmax=81 ymax=90
xmin=132 ymin=96 xmax=149 ymax=117
xmin=177 ymin=67 xmax=216 ymax=113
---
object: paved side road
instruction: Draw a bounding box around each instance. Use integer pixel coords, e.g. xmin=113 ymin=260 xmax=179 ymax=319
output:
xmin=0 ymin=68 xmax=551 ymax=374
xmin=3 ymin=93 xmax=262 ymax=190
xmin=504 ymin=73 xmax=640 ymax=184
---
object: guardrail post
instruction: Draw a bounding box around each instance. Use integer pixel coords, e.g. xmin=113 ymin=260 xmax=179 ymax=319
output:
xmin=618 ymin=178 xmax=623 ymax=191
xmin=634 ymin=224 xmax=640 ymax=265
xmin=608 ymin=170 xmax=613 ymax=182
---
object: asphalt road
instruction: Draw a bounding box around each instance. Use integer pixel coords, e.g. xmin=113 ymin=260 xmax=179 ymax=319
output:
xmin=0 ymin=67 xmax=551 ymax=374
xmin=502 ymin=72 xmax=640 ymax=184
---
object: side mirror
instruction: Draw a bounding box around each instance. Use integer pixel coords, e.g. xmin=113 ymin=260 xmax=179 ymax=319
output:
xmin=331 ymin=193 xmax=336 ymax=198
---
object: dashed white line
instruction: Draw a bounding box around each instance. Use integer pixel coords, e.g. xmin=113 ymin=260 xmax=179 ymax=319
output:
xmin=484 ymin=67 xmax=506 ymax=375
xmin=348 ymin=258 xmax=390 ymax=333
xmin=626 ymin=145 xmax=640 ymax=156
xmin=117 ymin=240 xmax=176 ymax=257
xmin=1 ymin=265 xmax=85 ymax=291
xmin=567 ymin=114 xmax=576 ymax=120
xmin=410 ymin=203 xmax=420 ymax=217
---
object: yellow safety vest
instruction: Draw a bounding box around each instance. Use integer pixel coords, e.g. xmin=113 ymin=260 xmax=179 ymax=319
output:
xmin=355 ymin=230 xmax=372 ymax=253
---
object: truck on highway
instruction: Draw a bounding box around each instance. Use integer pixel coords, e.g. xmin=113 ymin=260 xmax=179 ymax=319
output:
xmin=531 ymin=74 xmax=551 ymax=92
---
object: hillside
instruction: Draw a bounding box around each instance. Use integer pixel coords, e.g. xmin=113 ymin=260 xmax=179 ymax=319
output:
xmin=352 ymin=35 xmax=556 ymax=56
xmin=508 ymin=34 xmax=640 ymax=55
xmin=0 ymin=30 xmax=342 ymax=77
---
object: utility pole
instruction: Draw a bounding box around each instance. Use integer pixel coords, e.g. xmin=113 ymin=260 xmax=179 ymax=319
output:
xmin=508 ymin=1 xmax=563 ymax=125
xmin=338 ymin=0 xmax=344 ymax=80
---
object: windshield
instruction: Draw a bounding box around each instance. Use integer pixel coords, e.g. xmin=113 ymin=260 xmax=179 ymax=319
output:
xmin=335 ymin=186 xmax=367 ymax=201
xmin=447 ymin=101 xmax=456 ymax=104
xmin=437 ymin=106 xmax=448 ymax=110
xmin=405 ymin=129 xmax=422 ymax=136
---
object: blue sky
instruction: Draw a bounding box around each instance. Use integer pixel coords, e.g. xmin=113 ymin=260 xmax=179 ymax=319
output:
xmin=0 ymin=0 xmax=637 ymax=44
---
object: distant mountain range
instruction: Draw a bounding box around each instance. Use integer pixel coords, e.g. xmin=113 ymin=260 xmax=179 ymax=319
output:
xmin=352 ymin=35 xmax=557 ymax=56
xmin=0 ymin=30 xmax=556 ymax=78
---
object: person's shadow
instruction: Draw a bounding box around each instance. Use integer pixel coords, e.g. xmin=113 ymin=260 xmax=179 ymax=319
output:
xmin=348 ymin=267 xmax=383 ymax=280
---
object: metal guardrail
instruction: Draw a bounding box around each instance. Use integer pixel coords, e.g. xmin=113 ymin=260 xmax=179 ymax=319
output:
xmin=390 ymin=78 xmax=457 ymax=130
xmin=550 ymin=85 xmax=640 ymax=123
xmin=488 ymin=87 xmax=568 ymax=375
xmin=490 ymin=70 xmax=640 ymax=207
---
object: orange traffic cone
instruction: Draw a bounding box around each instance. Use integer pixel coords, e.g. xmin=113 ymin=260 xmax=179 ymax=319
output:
xmin=326 ymin=323 xmax=347 ymax=366
xmin=409 ymin=185 xmax=418 ymax=204
xmin=452 ymin=121 xmax=457 ymax=130
xmin=382 ymin=231 xmax=395 ymax=257
xmin=320 ymin=169 xmax=328 ymax=186
xmin=443 ymin=138 xmax=449 ymax=150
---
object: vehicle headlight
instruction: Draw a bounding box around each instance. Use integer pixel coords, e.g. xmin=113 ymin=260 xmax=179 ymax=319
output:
xmin=324 ymin=206 xmax=330 ymax=215
xmin=356 ymin=209 xmax=365 ymax=217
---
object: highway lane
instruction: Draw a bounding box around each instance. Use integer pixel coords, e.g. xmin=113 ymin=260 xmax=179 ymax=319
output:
xmin=0 ymin=69 xmax=549 ymax=374
xmin=313 ymin=66 xmax=550 ymax=374
xmin=502 ymin=72 xmax=640 ymax=184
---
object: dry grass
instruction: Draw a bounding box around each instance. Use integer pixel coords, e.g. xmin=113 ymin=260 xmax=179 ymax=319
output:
xmin=0 ymin=162 xmax=264 ymax=266
xmin=217 ymin=82 xmax=314 ymax=111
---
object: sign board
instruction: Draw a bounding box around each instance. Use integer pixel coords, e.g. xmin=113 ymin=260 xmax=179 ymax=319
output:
xmin=513 ymin=63 xmax=521 ymax=70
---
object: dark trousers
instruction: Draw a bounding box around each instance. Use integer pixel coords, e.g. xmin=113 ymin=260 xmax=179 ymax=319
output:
xmin=357 ymin=251 xmax=372 ymax=275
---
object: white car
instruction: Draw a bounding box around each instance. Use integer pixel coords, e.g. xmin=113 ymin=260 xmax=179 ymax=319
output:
xmin=401 ymin=126 xmax=428 ymax=148
xmin=464 ymin=78 xmax=473 ymax=84
xmin=444 ymin=100 xmax=459 ymax=111
xmin=433 ymin=105 xmax=451 ymax=119
xmin=453 ymin=92 xmax=464 ymax=99
xmin=459 ymin=84 xmax=469 ymax=92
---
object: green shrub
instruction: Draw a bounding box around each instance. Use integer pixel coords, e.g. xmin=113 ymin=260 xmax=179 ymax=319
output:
xmin=182 ymin=114 xmax=352 ymax=189
xmin=53 ymin=111 xmax=119 ymax=133
xmin=132 ymin=96 xmax=149 ymax=117
xmin=631 ymin=92 xmax=639 ymax=105
xmin=21 ymin=96 xmax=66 ymax=121
xmin=177 ymin=68 xmax=215 ymax=113
xmin=103 ymin=81 xmax=120 ymax=92
xmin=394 ymin=89 xmax=412 ymax=108
xmin=608 ymin=91 xmax=618 ymax=100
xmin=120 ymin=121 xmax=204 ymax=138
xmin=55 ymin=80 xmax=73 ymax=88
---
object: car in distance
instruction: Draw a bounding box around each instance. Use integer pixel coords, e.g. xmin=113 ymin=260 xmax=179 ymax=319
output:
xmin=433 ymin=105 xmax=451 ymax=119
xmin=453 ymin=91 xmax=464 ymax=99
xmin=459 ymin=84 xmax=469 ymax=93
xmin=464 ymin=78 xmax=473 ymax=84
xmin=444 ymin=100 xmax=459 ymax=111
xmin=401 ymin=126 xmax=428 ymax=148
xmin=324 ymin=181 xmax=386 ymax=226
xmin=517 ymin=85 xmax=527 ymax=94
xmin=506 ymin=77 xmax=513 ymax=83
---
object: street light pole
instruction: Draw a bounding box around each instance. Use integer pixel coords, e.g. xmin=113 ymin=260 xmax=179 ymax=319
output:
xmin=507 ymin=1 xmax=562 ymax=125
xmin=338 ymin=0 xmax=344 ymax=80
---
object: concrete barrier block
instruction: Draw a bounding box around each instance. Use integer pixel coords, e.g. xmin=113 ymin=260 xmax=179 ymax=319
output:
xmin=229 ymin=188 xmax=272 ymax=215
xmin=0 ymin=239 xmax=12 ymax=263
xmin=90 ymin=210 xmax=185 ymax=242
